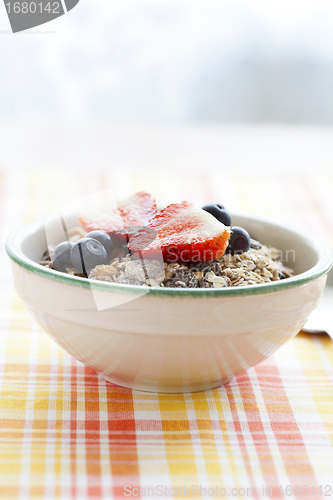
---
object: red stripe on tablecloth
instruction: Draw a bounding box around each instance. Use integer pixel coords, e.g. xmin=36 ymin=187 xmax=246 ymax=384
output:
xmin=84 ymin=365 xmax=102 ymax=499
xmin=66 ymin=361 xmax=141 ymax=498
xmin=106 ymin=384 xmax=140 ymax=498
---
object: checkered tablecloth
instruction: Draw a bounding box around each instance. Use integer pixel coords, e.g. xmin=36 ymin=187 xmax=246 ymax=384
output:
xmin=1 ymin=161 xmax=333 ymax=499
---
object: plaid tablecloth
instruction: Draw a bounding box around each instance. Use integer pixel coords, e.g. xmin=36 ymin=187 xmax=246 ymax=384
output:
xmin=1 ymin=160 xmax=333 ymax=499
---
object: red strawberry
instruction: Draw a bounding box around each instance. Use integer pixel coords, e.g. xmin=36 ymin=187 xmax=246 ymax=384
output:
xmin=128 ymin=201 xmax=230 ymax=262
xmin=78 ymin=191 xmax=157 ymax=239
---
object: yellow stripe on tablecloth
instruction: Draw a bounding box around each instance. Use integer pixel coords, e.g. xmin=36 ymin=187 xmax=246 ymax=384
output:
xmin=158 ymin=393 xmax=197 ymax=477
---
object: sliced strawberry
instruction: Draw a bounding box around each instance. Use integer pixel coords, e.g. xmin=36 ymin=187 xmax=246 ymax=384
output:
xmin=78 ymin=191 xmax=157 ymax=238
xmin=128 ymin=201 xmax=230 ymax=262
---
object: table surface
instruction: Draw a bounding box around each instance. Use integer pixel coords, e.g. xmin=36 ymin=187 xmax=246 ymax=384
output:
xmin=1 ymin=125 xmax=333 ymax=499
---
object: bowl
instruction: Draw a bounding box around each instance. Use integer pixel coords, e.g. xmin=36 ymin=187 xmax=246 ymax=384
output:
xmin=6 ymin=213 xmax=333 ymax=393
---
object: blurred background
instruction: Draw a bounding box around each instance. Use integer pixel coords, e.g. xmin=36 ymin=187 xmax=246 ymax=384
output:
xmin=1 ymin=0 xmax=333 ymax=126
xmin=0 ymin=0 xmax=332 ymax=256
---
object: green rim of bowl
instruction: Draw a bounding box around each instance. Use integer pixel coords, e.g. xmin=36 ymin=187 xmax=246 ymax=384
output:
xmin=6 ymin=215 xmax=333 ymax=298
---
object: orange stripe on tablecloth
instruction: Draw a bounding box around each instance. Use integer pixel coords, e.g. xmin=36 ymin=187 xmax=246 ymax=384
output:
xmin=255 ymin=359 xmax=320 ymax=491
xmin=106 ymin=385 xmax=140 ymax=498
xmin=0 ymin=486 xmax=45 ymax=498
xmin=0 ymin=420 xmax=25 ymax=430
xmin=0 ymin=486 xmax=20 ymax=497
xmin=84 ymin=366 xmax=102 ymax=499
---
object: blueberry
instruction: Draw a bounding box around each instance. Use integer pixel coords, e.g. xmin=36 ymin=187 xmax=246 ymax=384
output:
xmin=70 ymin=238 xmax=108 ymax=274
xmin=52 ymin=241 xmax=74 ymax=273
xmin=226 ymin=226 xmax=251 ymax=255
xmin=86 ymin=230 xmax=114 ymax=256
xmin=202 ymin=204 xmax=231 ymax=226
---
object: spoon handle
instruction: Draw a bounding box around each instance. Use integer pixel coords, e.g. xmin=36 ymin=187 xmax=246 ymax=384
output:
xmin=301 ymin=328 xmax=329 ymax=335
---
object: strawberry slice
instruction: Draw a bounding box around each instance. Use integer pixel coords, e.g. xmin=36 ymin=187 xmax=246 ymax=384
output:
xmin=128 ymin=201 xmax=230 ymax=262
xmin=78 ymin=191 xmax=157 ymax=238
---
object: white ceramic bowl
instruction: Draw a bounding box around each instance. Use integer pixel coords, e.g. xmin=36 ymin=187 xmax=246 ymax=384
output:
xmin=6 ymin=213 xmax=333 ymax=393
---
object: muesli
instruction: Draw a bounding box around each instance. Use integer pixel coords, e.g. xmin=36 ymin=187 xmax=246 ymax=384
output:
xmin=39 ymin=193 xmax=294 ymax=288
